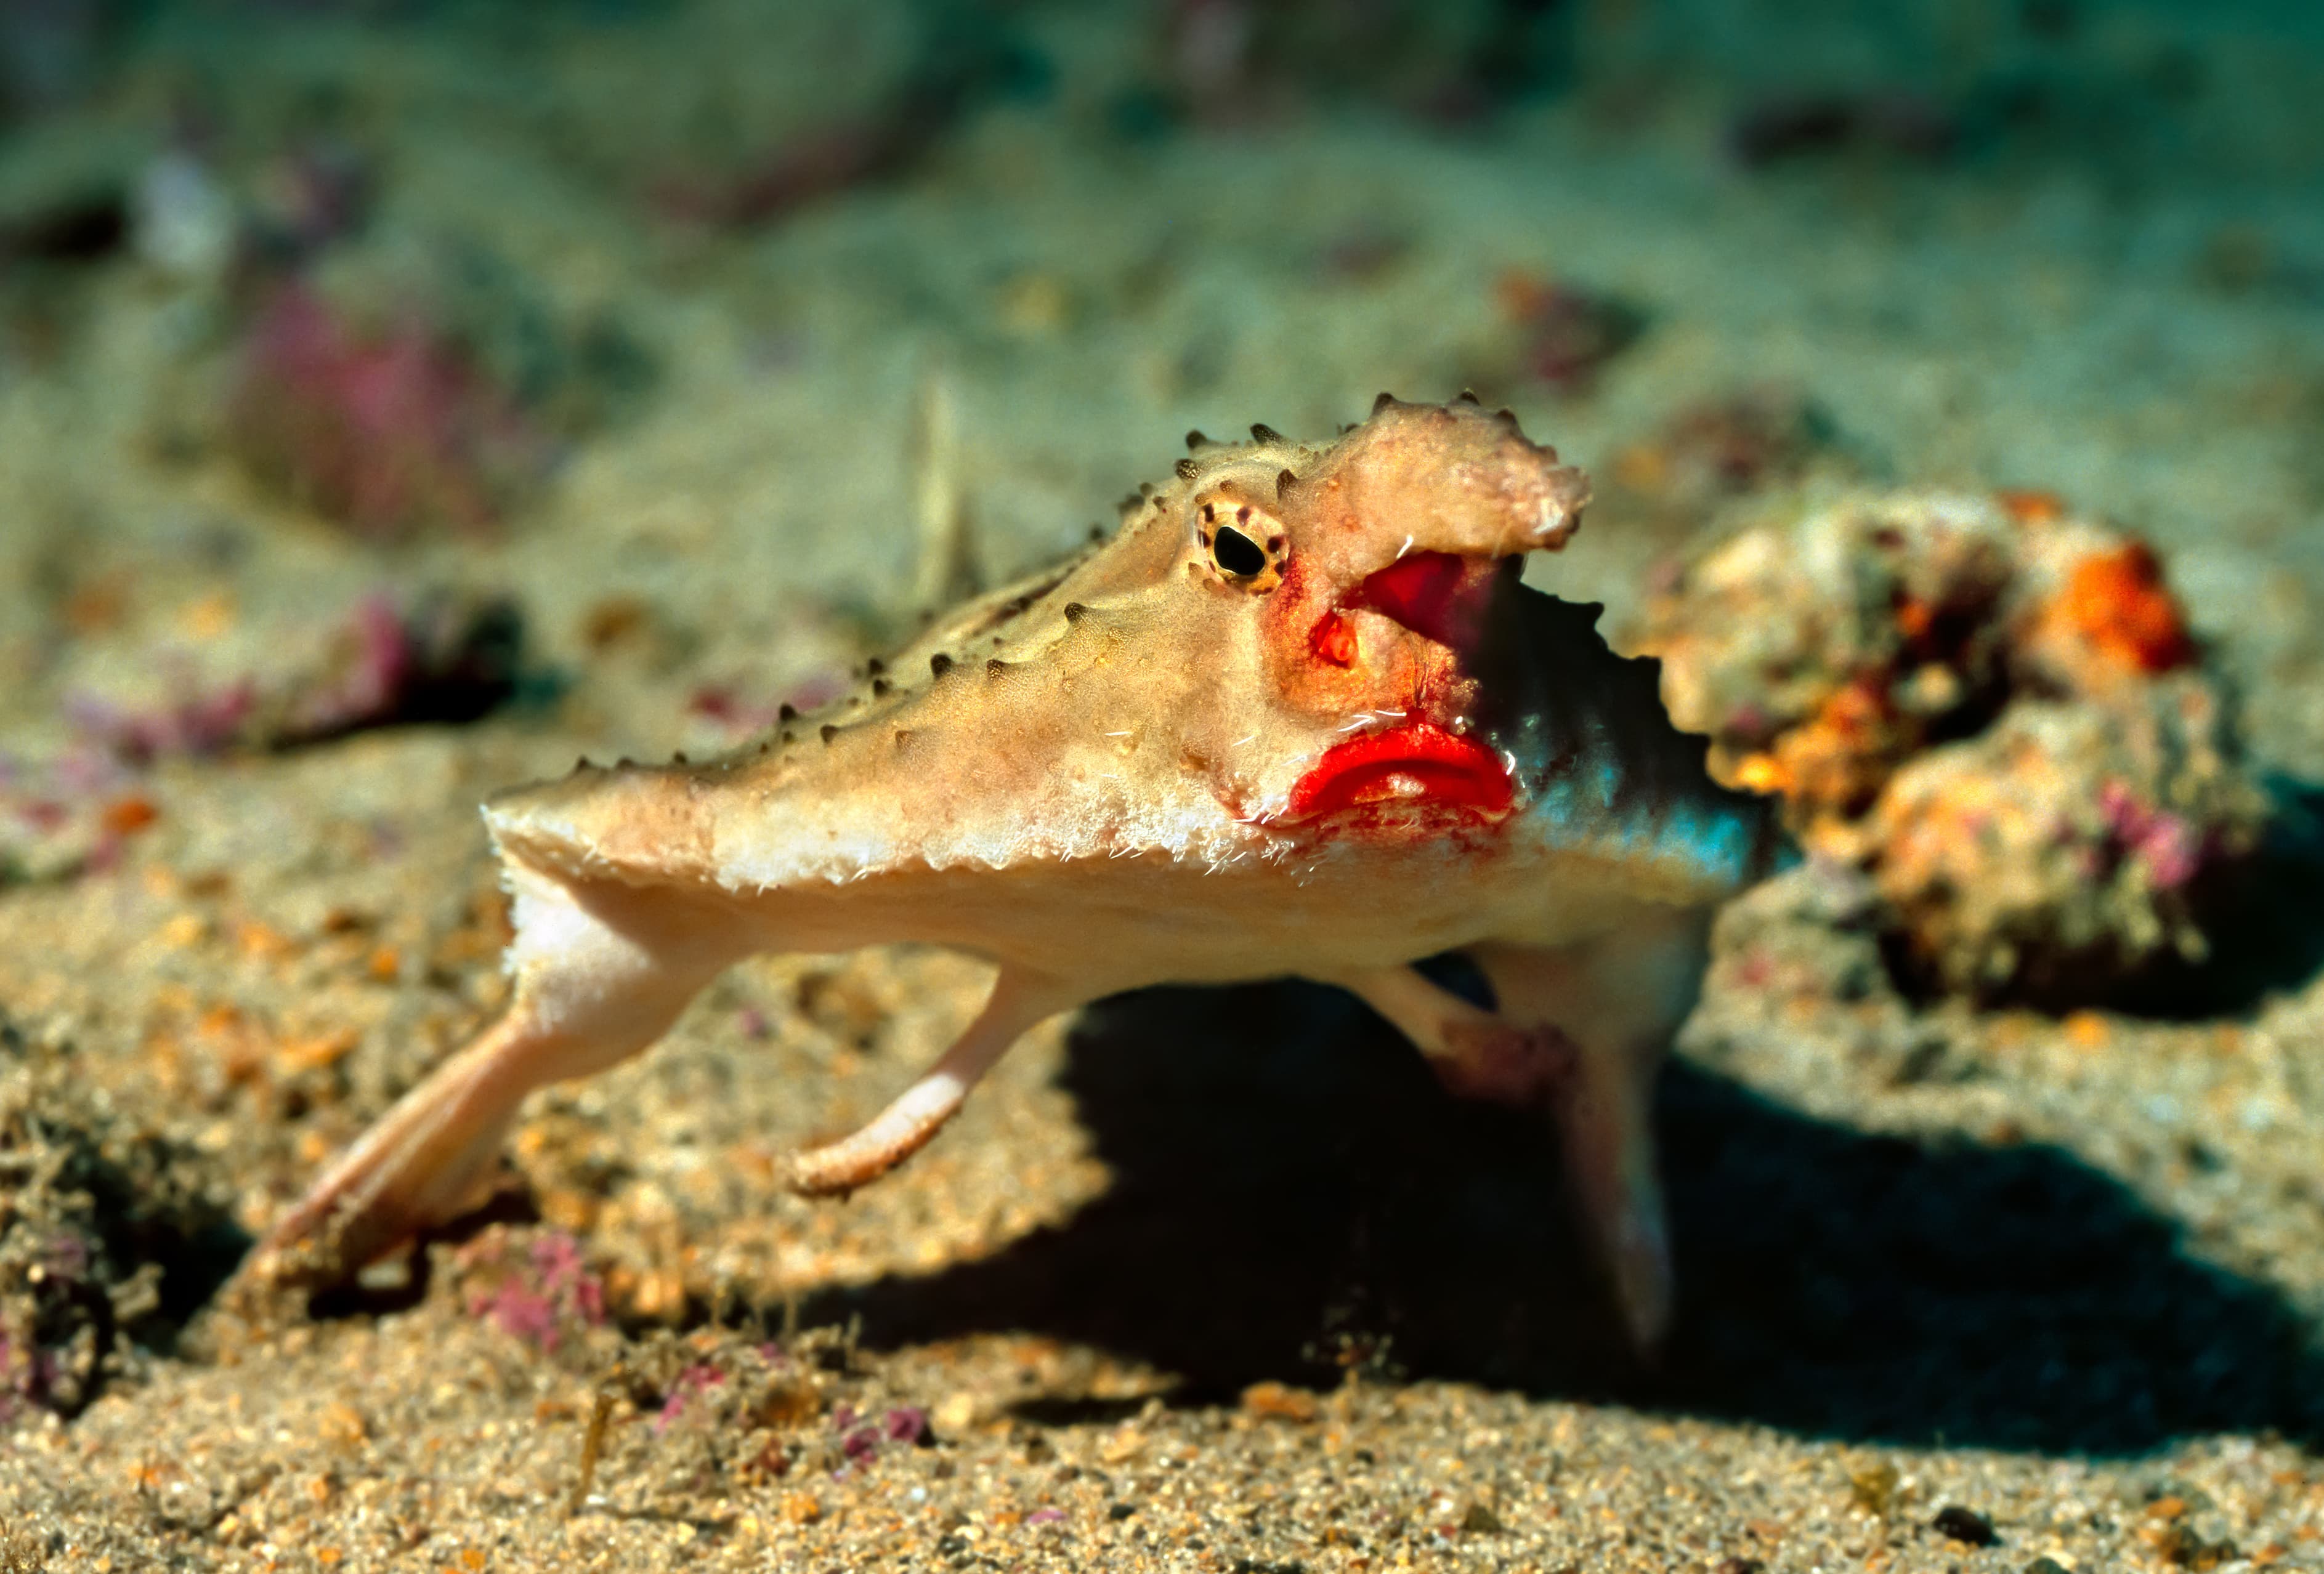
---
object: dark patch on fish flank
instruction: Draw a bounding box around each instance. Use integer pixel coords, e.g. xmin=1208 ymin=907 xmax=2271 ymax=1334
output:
xmin=1472 ymin=581 xmax=1781 ymax=867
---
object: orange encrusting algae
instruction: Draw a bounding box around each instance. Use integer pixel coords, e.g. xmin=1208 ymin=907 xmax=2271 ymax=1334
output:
xmin=1994 ymin=486 xmax=2069 ymax=524
xmin=2058 ymin=543 xmax=2196 ymax=674
xmin=1639 ymin=489 xmax=2265 ymax=1004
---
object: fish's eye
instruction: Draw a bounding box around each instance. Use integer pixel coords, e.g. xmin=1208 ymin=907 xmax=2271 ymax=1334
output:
xmin=1212 ymin=523 xmax=1265 ymax=577
xmin=1192 ymin=497 xmax=1287 ymax=594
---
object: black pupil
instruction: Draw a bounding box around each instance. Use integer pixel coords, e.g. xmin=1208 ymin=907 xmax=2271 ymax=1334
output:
xmin=1213 ymin=525 xmax=1266 ymax=576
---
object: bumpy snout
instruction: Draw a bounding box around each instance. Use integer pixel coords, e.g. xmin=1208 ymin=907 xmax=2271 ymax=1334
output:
xmin=1314 ymin=397 xmax=1591 ymax=575
xmin=1279 ymin=397 xmax=1585 ymax=670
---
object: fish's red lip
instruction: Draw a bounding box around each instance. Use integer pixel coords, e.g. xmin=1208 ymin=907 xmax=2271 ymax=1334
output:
xmin=1286 ymin=720 xmax=1513 ymax=821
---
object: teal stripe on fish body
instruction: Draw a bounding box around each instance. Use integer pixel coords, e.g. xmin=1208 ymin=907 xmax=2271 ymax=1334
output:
xmin=1483 ymin=586 xmax=1786 ymax=899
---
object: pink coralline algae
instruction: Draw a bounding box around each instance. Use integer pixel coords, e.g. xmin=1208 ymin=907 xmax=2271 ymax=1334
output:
xmin=228 ymin=284 xmax=542 ymax=540
xmin=653 ymin=1363 xmax=730 ymax=1434
xmin=0 ymin=1330 xmax=65 ymax=1422
xmin=66 ymin=680 xmax=256 ymax=765
xmin=828 ymin=1402 xmax=931 ymax=1472
xmin=68 ymin=592 xmax=521 ymax=764
xmin=463 ymin=1231 xmax=607 ymax=1354
xmin=9 ymin=592 xmax=524 ymax=882
xmin=1 ymin=1054 xmax=232 ymax=1421
xmin=2100 ymin=780 xmax=2203 ymax=892
xmin=271 ymin=592 xmax=524 ymax=743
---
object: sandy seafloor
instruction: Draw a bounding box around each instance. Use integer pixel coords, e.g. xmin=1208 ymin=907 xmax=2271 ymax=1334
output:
xmin=4 ymin=1 xmax=2324 ymax=1569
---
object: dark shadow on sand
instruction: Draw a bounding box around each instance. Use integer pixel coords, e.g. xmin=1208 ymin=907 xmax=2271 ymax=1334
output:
xmin=798 ymin=979 xmax=2324 ymax=1457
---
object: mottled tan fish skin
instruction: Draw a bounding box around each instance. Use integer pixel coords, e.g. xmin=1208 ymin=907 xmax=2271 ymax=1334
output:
xmin=247 ymin=397 xmax=1781 ymax=1349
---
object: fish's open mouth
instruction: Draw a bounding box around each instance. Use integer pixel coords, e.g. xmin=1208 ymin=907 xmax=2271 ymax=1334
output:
xmin=1287 ymin=720 xmax=1513 ymax=820
xmin=1347 ymin=551 xmax=1505 ymax=650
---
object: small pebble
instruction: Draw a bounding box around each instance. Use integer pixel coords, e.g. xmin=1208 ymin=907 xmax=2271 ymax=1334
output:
xmin=1459 ymin=1501 xmax=1505 ymax=1533
xmin=1933 ymin=1504 xmax=1999 ymax=1546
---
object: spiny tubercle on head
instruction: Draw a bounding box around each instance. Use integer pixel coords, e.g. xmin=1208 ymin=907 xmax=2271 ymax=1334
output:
xmin=726 ymin=394 xmax=1573 ymax=769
